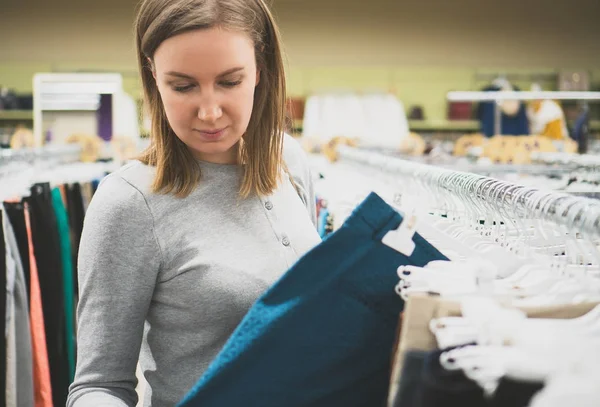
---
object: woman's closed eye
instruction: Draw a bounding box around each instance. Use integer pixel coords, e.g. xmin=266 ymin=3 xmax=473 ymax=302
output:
xmin=172 ymin=80 xmax=242 ymax=93
xmin=173 ymin=83 xmax=195 ymax=93
xmin=219 ymin=79 xmax=242 ymax=88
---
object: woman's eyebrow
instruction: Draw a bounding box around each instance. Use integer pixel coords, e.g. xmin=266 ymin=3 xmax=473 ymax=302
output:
xmin=165 ymin=67 xmax=245 ymax=80
xmin=165 ymin=71 xmax=196 ymax=80
xmin=217 ymin=67 xmax=245 ymax=77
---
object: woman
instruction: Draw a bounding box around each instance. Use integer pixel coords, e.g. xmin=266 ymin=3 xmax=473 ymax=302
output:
xmin=67 ymin=0 xmax=321 ymax=406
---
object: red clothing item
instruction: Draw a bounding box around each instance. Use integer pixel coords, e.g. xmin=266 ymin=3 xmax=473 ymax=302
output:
xmin=24 ymin=203 xmax=54 ymax=407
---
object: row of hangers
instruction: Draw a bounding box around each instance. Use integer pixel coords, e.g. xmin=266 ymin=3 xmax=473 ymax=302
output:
xmin=0 ymin=144 xmax=111 ymax=202
xmin=325 ymin=146 xmax=600 ymax=406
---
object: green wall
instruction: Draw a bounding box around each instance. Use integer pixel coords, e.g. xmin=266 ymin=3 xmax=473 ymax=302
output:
xmin=3 ymin=63 xmax=600 ymax=121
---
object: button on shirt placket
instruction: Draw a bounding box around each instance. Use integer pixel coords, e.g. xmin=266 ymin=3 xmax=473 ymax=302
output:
xmin=264 ymin=199 xmax=293 ymax=247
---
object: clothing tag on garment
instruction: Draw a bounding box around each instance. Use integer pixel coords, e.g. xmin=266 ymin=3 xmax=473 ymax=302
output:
xmin=382 ymin=212 xmax=417 ymax=256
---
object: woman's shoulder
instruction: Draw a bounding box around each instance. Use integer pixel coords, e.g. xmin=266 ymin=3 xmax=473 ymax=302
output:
xmin=92 ymin=161 xmax=155 ymax=211
xmin=103 ymin=160 xmax=154 ymax=191
xmin=282 ymin=133 xmax=310 ymax=180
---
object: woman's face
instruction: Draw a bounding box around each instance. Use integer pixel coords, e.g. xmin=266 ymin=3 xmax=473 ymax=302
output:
xmin=152 ymin=27 xmax=260 ymax=164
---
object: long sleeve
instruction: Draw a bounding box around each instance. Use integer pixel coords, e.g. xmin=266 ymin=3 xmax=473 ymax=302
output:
xmin=67 ymin=175 xmax=162 ymax=407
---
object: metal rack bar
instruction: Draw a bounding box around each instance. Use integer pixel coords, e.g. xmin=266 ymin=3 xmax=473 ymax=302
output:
xmin=0 ymin=144 xmax=82 ymax=166
xmin=530 ymin=152 xmax=600 ymax=169
xmin=337 ymin=146 xmax=600 ymax=238
xmin=447 ymin=91 xmax=600 ymax=102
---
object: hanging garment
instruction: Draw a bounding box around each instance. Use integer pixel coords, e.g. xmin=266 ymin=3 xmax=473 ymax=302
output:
xmin=3 ymin=208 xmax=18 ymax=407
xmin=2 ymin=210 xmax=34 ymax=407
xmin=66 ymin=183 xmax=85 ymax=296
xmin=51 ymin=188 xmax=76 ymax=384
xmin=179 ymin=192 xmax=448 ymax=407
xmin=0 ymin=211 xmax=6 ymax=407
xmin=26 ymin=184 xmax=69 ymax=407
xmin=490 ymin=377 xmax=545 ymax=407
xmin=80 ymin=183 xmax=94 ymax=213
xmin=390 ymin=350 xmax=428 ymax=407
xmin=408 ymin=346 xmax=545 ymax=407
xmin=415 ymin=346 xmax=484 ymax=407
xmin=24 ymin=203 xmax=54 ymax=407
xmin=91 ymin=179 xmax=100 ymax=194
xmin=397 ymin=294 xmax=600 ymax=358
xmin=6 ymin=303 xmax=17 ymax=407
xmin=527 ymin=100 xmax=569 ymax=140
xmin=58 ymin=185 xmax=68 ymax=210
xmin=360 ymin=94 xmax=410 ymax=150
xmin=477 ymin=85 xmax=529 ymax=137
xmin=388 ymin=294 xmax=600 ymax=405
xmin=4 ymin=202 xmax=31 ymax=305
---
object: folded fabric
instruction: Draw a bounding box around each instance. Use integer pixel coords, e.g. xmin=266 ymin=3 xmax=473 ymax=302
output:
xmin=179 ymin=192 xmax=447 ymax=407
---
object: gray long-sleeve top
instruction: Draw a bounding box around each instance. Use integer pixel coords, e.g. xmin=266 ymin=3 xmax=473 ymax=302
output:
xmin=67 ymin=135 xmax=322 ymax=407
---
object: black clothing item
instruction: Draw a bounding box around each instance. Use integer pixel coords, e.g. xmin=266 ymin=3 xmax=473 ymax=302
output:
xmin=490 ymin=377 xmax=544 ymax=407
xmin=416 ymin=347 xmax=485 ymax=407
xmin=26 ymin=183 xmax=69 ymax=407
xmin=66 ymin=183 xmax=85 ymax=294
xmin=407 ymin=346 xmax=545 ymax=407
xmin=391 ymin=350 xmax=428 ymax=407
xmin=4 ymin=202 xmax=31 ymax=305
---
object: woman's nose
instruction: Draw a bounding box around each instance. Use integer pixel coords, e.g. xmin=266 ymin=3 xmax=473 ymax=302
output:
xmin=198 ymin=102 xmax=223 ymax=123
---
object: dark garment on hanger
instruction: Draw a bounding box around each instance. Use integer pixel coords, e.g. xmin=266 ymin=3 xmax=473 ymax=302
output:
xmin=477 ymin=85 xmax=529 ymax=137
xmin=395 ymin=348 xmax=544 ymax=407
xmin=3 ymin=202 xmax=31 ymax=306
xmin=179 ymin=192 xmax=448 ymax=407
xmin=0 ymin=211 xmax=7 ymax=407
xmin=390 ymin=350 xmax=428 ymax=407
xmin=490 ymin=377 xmax=544 ymax=407
xmin=415 ymin=346 xmax=485 ymax=407
xmin=66 ymin=183 xmax=85 ymax=294
xmin=51 ymin=187 xmax=76 ymax=384
xmin=91 ymin=179 xmax=101 ymax=194
xmin=26 ymin=183 xmax=69 ymax=407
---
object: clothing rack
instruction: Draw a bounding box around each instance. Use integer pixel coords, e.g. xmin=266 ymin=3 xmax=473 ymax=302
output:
xmin=530 ymin=152 xmax=600 ymax=169
xmin=447 ymin=90 xmax=600 ymax=136
xmin=0 ymin=145 xmax=82 ymax=166
xmin=336 ymin=146 xmax=600 ymax=239
xmin=359 ymin=149 xmax=570 ymax=177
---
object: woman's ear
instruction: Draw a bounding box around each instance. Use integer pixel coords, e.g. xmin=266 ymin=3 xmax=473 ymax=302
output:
xmin=255 ymin=69 xmax=261 ymax=87
xmin=147 ymin=57 xmax=157 ymax=80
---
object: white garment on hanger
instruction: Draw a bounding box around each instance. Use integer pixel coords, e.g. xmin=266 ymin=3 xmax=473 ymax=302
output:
xmin=302 ymin=95 xmax=321 ymax=142
xmin=113 ymin=91 xmax=141 ymax=140
xmin=302 ymin=93 xmax=409 ymax=149
xmin=6 ymin=304 xmax=17 ymax=407
xmin=360 ymin=94 xmax=410 ymax=149
xmin=3 ymin=209 xmax=16 ymax=336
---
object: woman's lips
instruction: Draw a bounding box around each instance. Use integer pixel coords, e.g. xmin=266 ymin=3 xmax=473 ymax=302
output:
xmin=195 ymin=127 xmax=228 ymax=140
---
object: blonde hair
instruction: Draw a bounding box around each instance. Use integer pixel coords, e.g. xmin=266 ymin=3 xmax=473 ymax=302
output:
xmin=135 ymin=0 xmax=287 ymax=198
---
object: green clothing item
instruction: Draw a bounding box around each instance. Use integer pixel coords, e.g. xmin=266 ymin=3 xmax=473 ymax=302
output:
xmin=51 ymin=187 xmax=76 ymax=383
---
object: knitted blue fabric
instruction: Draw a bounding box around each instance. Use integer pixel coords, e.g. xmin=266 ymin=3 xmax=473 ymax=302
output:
xmin=179 ymin=192 xmax=448 ymax=407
